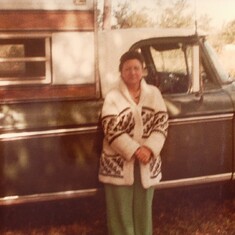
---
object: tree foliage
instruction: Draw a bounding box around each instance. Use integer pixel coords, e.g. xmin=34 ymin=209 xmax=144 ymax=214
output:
xmin=220 ymin=20 xmax=235 ymax=44
xmin=196 ymin=14 xmax=212 ymax=32
xmin=157 ymin=0 xmax=193 ymax=28
xmin=112 ymin=1 xmax=154 ymax=29
xmin=111 ymin=0 xmax=212 ymax=31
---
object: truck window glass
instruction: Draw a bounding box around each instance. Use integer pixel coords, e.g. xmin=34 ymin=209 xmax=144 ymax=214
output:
xmin=200 ymin=61 xmax=220 ymax=90
xmin=149 ymin=45 xmax=191 ymax=94
xmin=204 ymin=41 xmax=230 ymax=84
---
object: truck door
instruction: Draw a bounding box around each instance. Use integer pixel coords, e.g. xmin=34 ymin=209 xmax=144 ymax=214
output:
xmin=131 ymin=37 xmax=234 ymax=187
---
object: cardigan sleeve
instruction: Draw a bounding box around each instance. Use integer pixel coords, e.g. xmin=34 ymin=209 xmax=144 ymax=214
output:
xmin=143 ymin=112 xmax=168 ymax=157
xmin=101 ymin=91 xmax=140 ymax=161
xmin=143 ymin=88 xmax=169 ymax=157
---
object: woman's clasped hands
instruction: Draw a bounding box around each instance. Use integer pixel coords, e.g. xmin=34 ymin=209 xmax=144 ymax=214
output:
xmin=134 ymin=146 xmax=153 ymax=164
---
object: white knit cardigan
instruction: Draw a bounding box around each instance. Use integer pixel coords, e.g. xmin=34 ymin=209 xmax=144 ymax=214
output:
xmin=99 ymin=78 xmax=168 ymax=188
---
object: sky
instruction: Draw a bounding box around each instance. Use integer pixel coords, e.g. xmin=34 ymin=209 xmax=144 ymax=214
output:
xmin=194 ymin=0 xmax=235 ymax=28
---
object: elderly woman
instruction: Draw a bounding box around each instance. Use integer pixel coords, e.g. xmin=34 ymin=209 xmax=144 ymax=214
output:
xmin=99 ymin=51 xmax=168 ymax=235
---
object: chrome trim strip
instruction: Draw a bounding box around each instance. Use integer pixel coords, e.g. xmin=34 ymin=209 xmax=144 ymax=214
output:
xmin=0 ymin=114 xmax=233 ymax=141
xmin=0 ymin=126 xmax=99 ymax=141
xmin=0 ymin=33 xmax=51 ymax=39
xmin=0 ymin=188 xmax=100 ymax=206
xmin=0 ymin=57 xmax=46 ymax=62
xmin=154 ymin=173 xmax=233 ymax=189
xmin=0 ymin=173 xmax=233 ymax=206
xmin=169 ymin=113 xmax=233 ymax=125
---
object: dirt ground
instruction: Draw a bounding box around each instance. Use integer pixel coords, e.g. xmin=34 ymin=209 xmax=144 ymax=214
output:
xmin=0 ymin=183 xmax=234 ymax=235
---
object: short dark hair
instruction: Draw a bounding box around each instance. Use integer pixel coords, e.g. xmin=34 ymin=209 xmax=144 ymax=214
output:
xmin=119 ymin=51 xmax=144 ymax=72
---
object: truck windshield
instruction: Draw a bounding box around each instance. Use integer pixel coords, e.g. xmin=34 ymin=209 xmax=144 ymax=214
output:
xmin=204 ymin=41 xmax=231 ymax=84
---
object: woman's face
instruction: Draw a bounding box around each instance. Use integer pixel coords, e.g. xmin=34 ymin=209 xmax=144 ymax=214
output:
xmin=121 ymin=59 xmax=143 ymax=88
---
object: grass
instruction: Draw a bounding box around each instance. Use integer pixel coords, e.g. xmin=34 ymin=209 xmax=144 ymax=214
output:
xmin=0 ymin=183 xmax=234 ymax=235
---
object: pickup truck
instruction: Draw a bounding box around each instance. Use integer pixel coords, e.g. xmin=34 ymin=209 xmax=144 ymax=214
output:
xmin=0 ymin=4 xmax=234 ymax=205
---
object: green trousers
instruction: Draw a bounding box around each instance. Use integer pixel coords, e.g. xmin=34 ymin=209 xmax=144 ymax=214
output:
xmin=104 ymin=165 xmax=154 ymax=235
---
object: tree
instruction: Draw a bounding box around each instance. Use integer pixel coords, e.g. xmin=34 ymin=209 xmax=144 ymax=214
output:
xmin=103 ymin=0 xmax=211 ymax=31
xmin=112 ymin=1 xmax=154 ymax=29
xmin=197 ymin=14 xmax=212 ymax=32
xmin=112 ymin=0 xmax=195 ymax=29
xmin=220 ymin=20 xmax=235 ymax=44
xmin=103 ymin=0 xmax=112 ymax=29
xmin=157 ymin=0 xmax=193 ymax=28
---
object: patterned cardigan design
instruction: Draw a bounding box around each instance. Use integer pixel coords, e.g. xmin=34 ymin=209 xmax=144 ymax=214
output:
xmin=99 ymin=79 xmax=168 ymax=188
